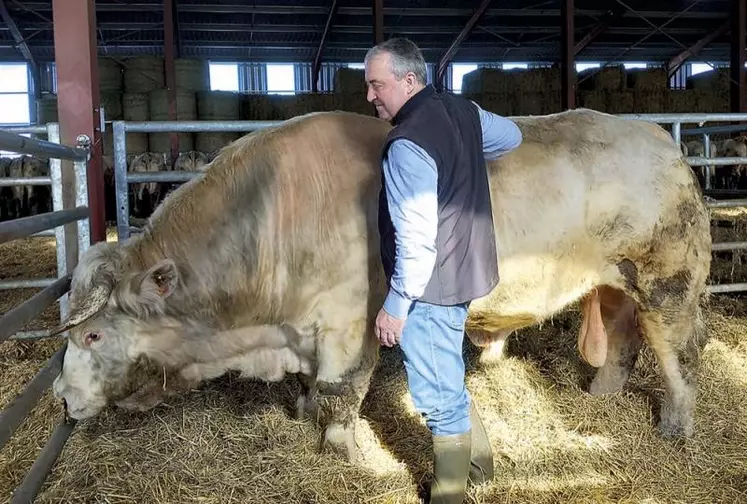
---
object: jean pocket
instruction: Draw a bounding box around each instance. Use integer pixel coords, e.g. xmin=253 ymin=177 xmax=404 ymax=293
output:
xmin=444 ymin=304 xmax=468 ymax=332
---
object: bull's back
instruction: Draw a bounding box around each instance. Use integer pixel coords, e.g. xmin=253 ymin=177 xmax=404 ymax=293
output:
xmin=468 ymin=109 xmax=700 ymax=330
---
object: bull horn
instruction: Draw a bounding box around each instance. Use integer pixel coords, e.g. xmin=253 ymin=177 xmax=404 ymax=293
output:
xmin=47 ymin=283 xmax=111 ymax=336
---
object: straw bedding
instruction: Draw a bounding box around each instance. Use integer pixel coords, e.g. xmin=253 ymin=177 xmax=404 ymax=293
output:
xmin=1 ymin=222 xmax=746 ymax=503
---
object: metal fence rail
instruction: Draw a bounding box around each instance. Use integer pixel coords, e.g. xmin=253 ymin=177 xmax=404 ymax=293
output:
xmin=0 ymin=127 xmax=91 ymax=504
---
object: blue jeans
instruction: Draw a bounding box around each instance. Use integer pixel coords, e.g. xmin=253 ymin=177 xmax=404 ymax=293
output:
xmin=399 ymin=300 xmax=471 ymax=436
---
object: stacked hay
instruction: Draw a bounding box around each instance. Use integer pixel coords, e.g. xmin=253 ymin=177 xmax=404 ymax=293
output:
xmin=626 ymin=67 xmax=667 ymax=113
xmin=462 ymin=67 xmax=560 ymax=116
xmin=175 ymin=58 xmax=210 ymax=92
xmin=196 ymin=91 xmax=241 ymax=155
xmin=121 ymin=92 xmax=150 ymax=155
xmin=577 ymin=65 xmax=627 ymax=113
xmin=148 ymin=89 xmax=197 ymax=153
xmin=124 ymin=56 xmax=165 ymax=94
xmin=333 ymin=68 xmax=372 ymax=115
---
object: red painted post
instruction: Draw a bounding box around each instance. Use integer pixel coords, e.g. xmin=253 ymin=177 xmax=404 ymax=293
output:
xmin=51 ymin=0 xmax=105 ymax=245
xmin=560 ymin=0 xmax=576 ymax=110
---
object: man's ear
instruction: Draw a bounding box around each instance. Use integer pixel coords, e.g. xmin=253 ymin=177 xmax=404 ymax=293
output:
xmin=142 ymin=259 xmax=179 ymax=298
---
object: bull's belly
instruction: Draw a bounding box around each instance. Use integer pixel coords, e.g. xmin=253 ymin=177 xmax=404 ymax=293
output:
xmin=466 ymin=251 xmax=622 ymax=333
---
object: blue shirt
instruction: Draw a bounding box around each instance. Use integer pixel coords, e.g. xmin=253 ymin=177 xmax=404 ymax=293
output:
xmin=381 ymin=104 xmax=523 ymax=320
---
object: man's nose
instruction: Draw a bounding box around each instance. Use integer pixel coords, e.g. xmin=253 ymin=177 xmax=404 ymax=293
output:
xmin=366 ymin=86 xmax=375 ymax=103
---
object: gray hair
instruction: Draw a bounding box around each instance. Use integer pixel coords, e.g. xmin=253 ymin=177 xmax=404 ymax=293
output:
xmin=364 ymin=37 xmax=428 ymax=85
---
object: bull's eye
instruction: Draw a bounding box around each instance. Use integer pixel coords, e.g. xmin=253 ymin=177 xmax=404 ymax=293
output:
xmin=84 ymin=332 xmax=101 ymax=346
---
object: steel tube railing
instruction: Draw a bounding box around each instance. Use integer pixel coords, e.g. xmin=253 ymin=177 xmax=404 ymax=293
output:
xmin=0 ymin=275 xmax=71 ymax=345
xmin=0 ymin=126 xmax=92 ymax=504
xmin=712 ymin=242 xmax=747 ymax=252
xmin=0 ymin=207 xmax=89 ymax=245
xmin=0 ymin=342 xmax=67 ymax=453
xmin=122 ymin=119 xmax=282 ymax=133
xmin=127 ymin=170 xmax=200 ymax=183
xmin=0 ymin=278 xmax=57 ymax=290
xmin=618 ymin=113 xmax=747 ymax=122
xmin=0 ymin=177 xmax=53 ymax=187
xmin=10 ymin=417 xmax=77 ymax=504
xmin=0 ymin=125 xmax=48 ymax=135
xmin=706 ymin=199 xmax=747 ymax=208
xmin=0 ymin=129 xmax=87 ymax=162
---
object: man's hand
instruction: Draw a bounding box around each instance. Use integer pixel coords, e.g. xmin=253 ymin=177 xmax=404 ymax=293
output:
xmin=374 ymin=307 xmax=406 ymax=347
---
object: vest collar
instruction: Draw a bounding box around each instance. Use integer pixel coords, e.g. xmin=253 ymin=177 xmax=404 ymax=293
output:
xmin=391 ymin=84 xmax=436 ymax=126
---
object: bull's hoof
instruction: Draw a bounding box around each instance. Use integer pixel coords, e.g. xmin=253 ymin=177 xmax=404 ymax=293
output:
xmin=588 ymin=367 xmax=629 ymax=396
xmin=658 ymin=408 xmax=694 ymax=439
xmin=322 ymin=422 xmax=358 ymax=463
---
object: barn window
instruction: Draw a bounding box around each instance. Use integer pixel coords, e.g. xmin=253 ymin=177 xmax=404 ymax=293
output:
xmin=266 ymin=64 xmax=296 ymax=95
xmin=451 ymin=63 xmax=478 ymax=93
xmin=208 ymin=63 xmax=240 ymax=91
xmin=0 ymin=63 xmax=31 ymax=125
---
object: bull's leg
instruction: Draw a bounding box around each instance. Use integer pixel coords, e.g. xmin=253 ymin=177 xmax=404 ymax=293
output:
xmin=295 ymin=372 xmax=319 ymax=421
xmin=636 ymin=297 xmax=706 ymax=439
xmin=466 ymin=328 xmax=512 ymax=366
xmin=312 ymin=321 xmax=379 ymax=463
xmin=589 ymin=286 xmax=644 ymax=395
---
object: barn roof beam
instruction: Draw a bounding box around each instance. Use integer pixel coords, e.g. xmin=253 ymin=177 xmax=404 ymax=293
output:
xmin=574 ymin=9 xmax=626 ymax=55
xmin=436 ymin=0 xmax=494 ymax=91
xmin=0 ymin=23 xmax=724 ymax=37
xmin=10 ymin=3 xmax=730 ymax=19
xmin=0 ymin=0 xmax=40 ymax=98
xmin=666 ymin=20 xmax=729 ymax=77
xmin=311 ymin=0 xmax=338 ymax=92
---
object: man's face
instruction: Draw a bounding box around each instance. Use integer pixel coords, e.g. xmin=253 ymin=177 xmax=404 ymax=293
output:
xmin=365 ymin=52 xmax=421 ymax=121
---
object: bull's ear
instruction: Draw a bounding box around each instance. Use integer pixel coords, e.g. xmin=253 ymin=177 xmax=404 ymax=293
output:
xmin=143 ymin=259 xmax=179 ymax=298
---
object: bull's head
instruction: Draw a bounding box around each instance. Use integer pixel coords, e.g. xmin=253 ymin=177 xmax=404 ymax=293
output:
xmin=51 ymin=241 xmax=181 ymax=420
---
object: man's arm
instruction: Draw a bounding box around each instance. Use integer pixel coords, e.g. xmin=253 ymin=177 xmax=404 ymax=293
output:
xmin=381 ymin=139 xmax=439 ymax=320
xmin=473 ymin=103 xmax=523 ymax=160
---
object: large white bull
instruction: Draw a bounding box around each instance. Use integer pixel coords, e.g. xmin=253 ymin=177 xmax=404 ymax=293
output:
xmin=51 ymin=108 xmax=712 ymax=462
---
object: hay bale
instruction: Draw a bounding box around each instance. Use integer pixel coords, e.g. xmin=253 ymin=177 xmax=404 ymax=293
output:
xmin=125 ymin=133 xmax=149 ymax=156
xmin=607 ymin=91 xmax=635 ymax=113
xmin=666 ymin=90 xmax=698 ymax=113
xmin=630 ymin=90 xmax=667 ymax=113
xmin=100 ymin=92 xmax=123 ymax=120
xmin=124 ymin=56 xmax=164 ymax=93
xmin=688 ymin=68 xmax=729 ymax=97
xmin=98 ymin=57 xmax=123 ymax=92
xmin=578 ymin=66 xmax=625 ymax=92
xmin=334 ymin=68 xmax=366 ymax=94
xmin=463 ymin=68 xmax=560 ymax=96
xmin=148 ymin=89 xmax=196 ymax=153
xmin=579 ymin=90 xmax=608 ymax=112
xmin=197 ymin=91 xmax=241 ymax=120
xmin=175 ymin=58 xmax=210 ymax=92
xmin=122 ymin=93 xmax=149 ymax=121
xmin=625 ymin=67 xmax=667 ymax=91
xmin=696 ymin=90 xmax=729 ymax=113
xmin=35 ymin=96 xmax=58 ymax=124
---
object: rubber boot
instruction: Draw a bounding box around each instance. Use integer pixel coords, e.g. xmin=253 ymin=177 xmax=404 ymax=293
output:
xmin=468 ymin=401 xmax=494 ymax=485
xmin=429 ymin=432 xmax=472 ymax=504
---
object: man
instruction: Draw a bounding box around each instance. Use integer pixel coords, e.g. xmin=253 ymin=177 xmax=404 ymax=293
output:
xmin=364 ymin=38 xmax=523 ymax=503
